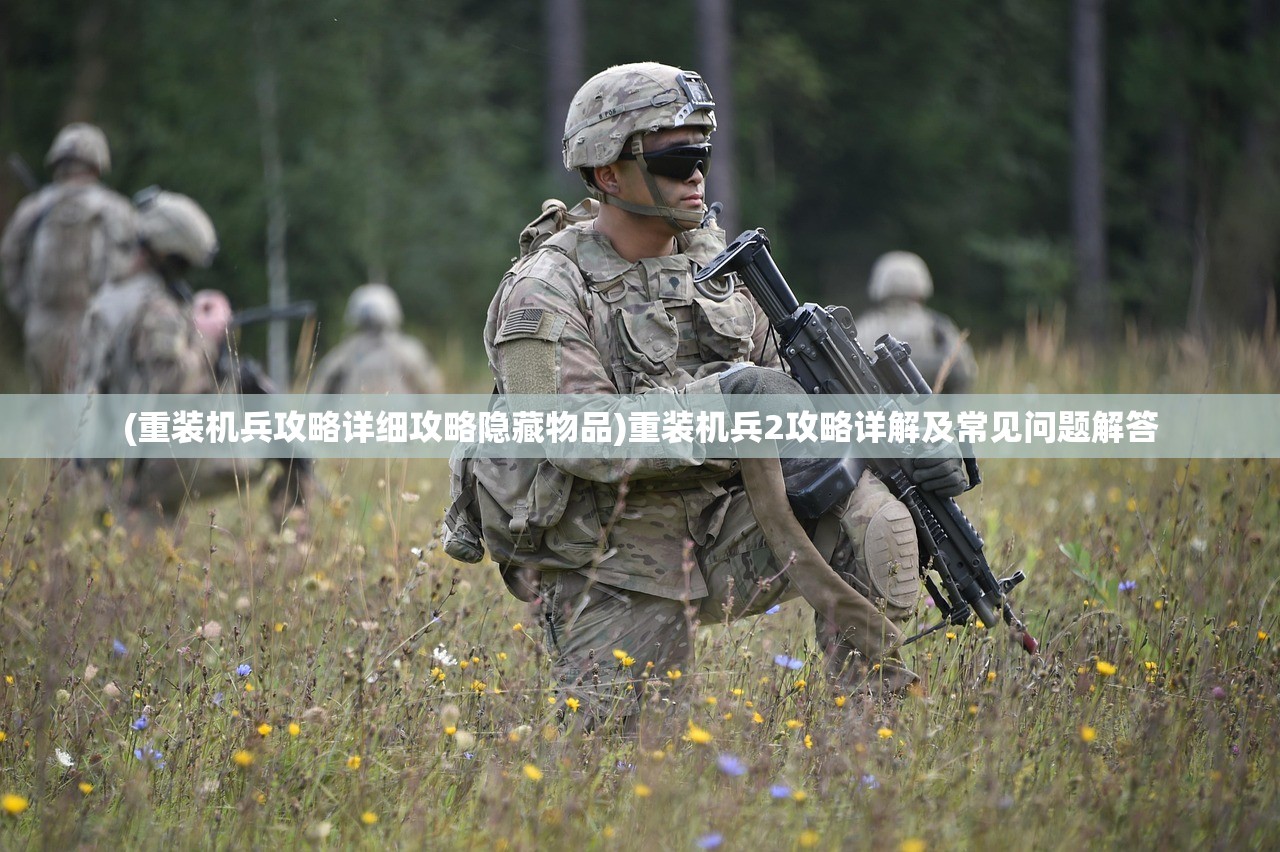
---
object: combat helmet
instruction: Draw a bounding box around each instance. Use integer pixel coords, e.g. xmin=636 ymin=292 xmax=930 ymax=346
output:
xmin=345 ymin=283 xmax=403 ymax=332
xmin=563 ymin=62 xmax=715 ymax=228
xmin=134 ymin=187 xmax=219 ymax=268
xmin=45 ymin=123 xmax=112 ymax=174
xmin=869 ymin=251 xmax=934 ymax=302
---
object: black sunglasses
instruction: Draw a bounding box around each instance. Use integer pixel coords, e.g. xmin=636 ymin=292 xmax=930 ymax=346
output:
xmin=619 ymin=141 xmax=712 ymax=181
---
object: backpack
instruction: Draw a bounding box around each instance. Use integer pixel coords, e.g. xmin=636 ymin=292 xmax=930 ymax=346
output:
xmin=441 ymin=199 xmax=601 ymax=596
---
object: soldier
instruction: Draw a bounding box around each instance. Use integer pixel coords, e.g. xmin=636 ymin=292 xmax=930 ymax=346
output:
xmin=76 ymin=188 xmax=313 ymax=523
xmin=0 ymin=123 xmax=136 ymax=391
xmin=855 ymin=251 xmax=978 ymax=393
xmin=451 ymin=62 xmax=965 ymax=729
xmin=309 ymin=282 xmax=444 ymax=395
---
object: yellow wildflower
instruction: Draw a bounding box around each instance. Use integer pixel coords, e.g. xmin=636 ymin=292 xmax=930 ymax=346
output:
xmin=232 ymin=750 xmax=254 ymax=767
xmin=945 ymin=632 xmax=957 ymax=641
xmin=361 ymin=811 xmax=378 ymax=825
xmin=444 ymin=725 xmax=457 ymax=736
xmin=346 ymin=755 xmax=362 ymax=770
xmin=612 ymin=649 xmax=628 ymax=661
xmin=471 ymin=680 xmax=487 ymax=693
xmin=804 ymin=734 xmax=813 ymax=749
xmin=877 ymin=727 xmax=893 ymax=739
xmin=685 ymin=721 xmax=713 ymax=745
xmin=512 ymin=623 xmax=523 ymax=632
xmin=1095 ymin=660 xmax=1117 ymax=676
xmin=752 ymin=712 xmax=764 ymax=725
xmin=634 ymin=783 xmax=652 ymax=798
xmin=1080 ymin=726 xmax=1097 ymax=743
xmin=565 ymin=697 xmax=580 ymax=713
xmin=835 ymin=696 xmax=847 ymax=708
xmin=257 ymin=723 xmax=273 ymax=736
xmin=2 ymin=793 xmax=29 ymax=815
xmin=666 ymin=669 xmax=682 ymax=680
xmin=986 ymin=671 xmax=997 ymax=682
xmin=704 ymin=696 xmax=717 ymax=706
xmin=78 ymin=782 xmax=93 ymax=795
xmin=244 ymin=682 xmax=255 ymax=693
xmin=785 ymin=719 xmax=803 ymax=730
xmin=288 ymin=722 xmax=301 ymax=737
xmin=1259 ymin=631 xmax=1270 ymax=642
xmin=0 ymin=731 xmax=5 ymax=743
xmin=792 ymin=790 xmax=807 ymax=803
xmin=799 ymin=830 xmax=820 ymax=848
xmin=522 ymin=764 xmax=543 ymax=782
xmin=901 ymin=840 xmax=927 ymax=852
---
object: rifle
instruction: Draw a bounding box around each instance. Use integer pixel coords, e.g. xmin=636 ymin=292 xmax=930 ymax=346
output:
xmin=219 ymin=300 xmax=318 ymax=394
xmin=695 ymin=228 xmax=1039 ymax=655
xmin=7 ymin=154 xmax=39 ymax=193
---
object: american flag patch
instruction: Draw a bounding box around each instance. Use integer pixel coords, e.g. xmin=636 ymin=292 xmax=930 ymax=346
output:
xmin=501 ymin=308 xmax=546 ymax=337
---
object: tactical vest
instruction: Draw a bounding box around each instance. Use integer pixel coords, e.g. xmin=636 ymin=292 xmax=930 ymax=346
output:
xmin=444 ymin=200 xmax=760 ymax=590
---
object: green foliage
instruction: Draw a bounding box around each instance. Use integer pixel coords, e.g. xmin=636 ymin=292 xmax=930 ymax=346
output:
xmin=1 ymin=0 xmax=1277 ymax=356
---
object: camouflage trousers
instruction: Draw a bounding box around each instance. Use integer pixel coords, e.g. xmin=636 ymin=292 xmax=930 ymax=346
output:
xmin=538 ymin=470 xmax=918 ymax=728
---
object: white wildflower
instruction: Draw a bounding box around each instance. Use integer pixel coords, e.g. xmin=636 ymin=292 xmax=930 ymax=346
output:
xmin=432 ymin=645 xmax=458 ymax=667
xmin=55 ymin=748 xmax=74 ymax=768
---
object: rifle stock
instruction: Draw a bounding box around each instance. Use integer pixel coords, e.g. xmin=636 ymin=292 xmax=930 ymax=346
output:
xmin=696 ymin=228 xmax=1038 ymax=655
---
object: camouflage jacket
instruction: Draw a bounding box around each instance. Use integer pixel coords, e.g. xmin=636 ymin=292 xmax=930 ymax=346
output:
xmin=475 ymin=216 xmax=780 ymax=599
xmin=76 ymin=268 xmax=216 ymax=396
xmin=855 ymin=299 xmax=977 ymax=393
xmin=0 ymin=179 xmax=135 ymax=321
xmin=311 ymin=330 xmax=444 ymax=395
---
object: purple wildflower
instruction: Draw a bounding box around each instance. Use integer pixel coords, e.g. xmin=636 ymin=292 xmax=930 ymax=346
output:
xmin=773 ymin=654 xmax=804 ymax=670
xmin=132 ymin=716 xmax=149 ymax=731
xmin=769 ymin=784 xmax=792 ymax=799
xmin=717 ymin=754 xmax=746 ymax=777
xmin=112 ymin=639 xmax=128 ymax=657
xmin=696 ymin=834 xmax=723 ymax=849
xmin=861 ymin=774 xmax=880 ymax=790
xmin=1119 ymin=580 xmax=1137 ymax=593
xmin=236 ymin=663 xmax=252 ymax=677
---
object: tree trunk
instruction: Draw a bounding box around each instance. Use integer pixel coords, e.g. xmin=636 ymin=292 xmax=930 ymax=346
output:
xmin=1071 ymin=0 xmax=1109 ymax=342
xmin=545 ymin=0 xmax=584 ymax=195
xmin=698 ymin=0 xmax=739 ymax=237
xmin=253 ymin=0 xmax=291 ymax=388
xmin=62 ymin=2 xmax=109 ymax=124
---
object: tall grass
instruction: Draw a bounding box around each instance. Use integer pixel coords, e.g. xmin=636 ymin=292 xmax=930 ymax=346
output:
xmin=0 ymin=334 xmax=1277 ymax=850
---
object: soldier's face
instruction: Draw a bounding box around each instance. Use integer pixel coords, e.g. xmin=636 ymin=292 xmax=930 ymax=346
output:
xmin=613 ymin=128 xmax=709 ymax=214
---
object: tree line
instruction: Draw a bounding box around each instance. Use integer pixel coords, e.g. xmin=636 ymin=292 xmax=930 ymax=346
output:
xmin=2 ymin=0 xmax=1276 ymax=375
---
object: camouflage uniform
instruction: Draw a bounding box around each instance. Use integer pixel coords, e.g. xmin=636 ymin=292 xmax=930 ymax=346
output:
xmin=0 ymin=124 xmax=136 ymax=391
xmin=311 ymin=283 xmax=444 ymax=395
xmin=855 ymin=251 xmax=977 ymax=393
xmin=75 ymin=190 xmax=262 ymax=515
xmin=464 ymin=64 xmax=922 ymax=726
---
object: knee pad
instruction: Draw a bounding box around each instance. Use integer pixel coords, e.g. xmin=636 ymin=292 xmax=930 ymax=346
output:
xmin=837 ymin=473 xmax=921 ymax=621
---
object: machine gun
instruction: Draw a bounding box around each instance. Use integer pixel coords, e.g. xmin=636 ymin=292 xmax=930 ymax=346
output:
xmin=695 ymin=228 xmax=1038 ymax=655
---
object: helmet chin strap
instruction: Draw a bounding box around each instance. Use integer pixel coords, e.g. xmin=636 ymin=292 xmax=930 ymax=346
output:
xmin=588 ymin=136 xmax=705 ymax=231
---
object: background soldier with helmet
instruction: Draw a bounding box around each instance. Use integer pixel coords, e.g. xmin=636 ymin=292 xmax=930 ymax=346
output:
xmin=309 ymin=282 xmax=445 ymax=395
xmin=75 ymin=188 xmax=314 ymax=524
xmin=855 ymin=251 xmax=978 ymax=393
xmin=450 ymin=62 xmax=967 ymax=729
xmin=0 ymin=123 xmax=136 ymax=391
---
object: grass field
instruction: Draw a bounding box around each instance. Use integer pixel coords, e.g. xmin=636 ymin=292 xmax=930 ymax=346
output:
xmin=1 ymin=330 xmax=1278 ymax=850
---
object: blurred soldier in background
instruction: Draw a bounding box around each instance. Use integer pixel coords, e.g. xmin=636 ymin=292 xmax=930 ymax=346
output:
xmin=446 ymin=62 xmax=966 ymax=730
xmin=76 ymin=188 xmax=314 ymax=524
xmin=309 ymin=282 xmax=444 ymax=394
xmin=0 ymin=123 xmax=136 ymax=391
xmin=855 ymin=251 xmax=977 ymax=393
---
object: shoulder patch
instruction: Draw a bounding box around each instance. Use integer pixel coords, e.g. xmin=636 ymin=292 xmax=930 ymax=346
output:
xmin=495 ymin=308 xmax=567 ymax=344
